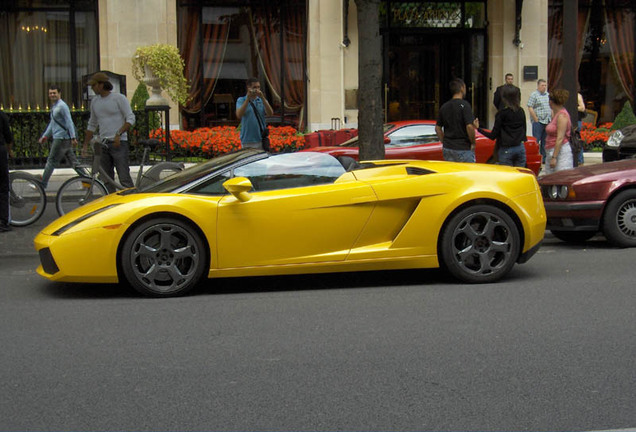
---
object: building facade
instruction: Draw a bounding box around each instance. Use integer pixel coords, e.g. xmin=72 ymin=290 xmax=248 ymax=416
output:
xmin=0 ymin=0 xmax=633 ymax=132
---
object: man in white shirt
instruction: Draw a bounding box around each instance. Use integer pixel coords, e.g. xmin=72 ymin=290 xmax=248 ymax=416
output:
xmin=83 ymin=72 xmax=136 ymax=191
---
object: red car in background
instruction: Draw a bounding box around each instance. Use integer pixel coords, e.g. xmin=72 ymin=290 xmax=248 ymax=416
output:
xmin=306 ymin=120 xmax=541 ymax=175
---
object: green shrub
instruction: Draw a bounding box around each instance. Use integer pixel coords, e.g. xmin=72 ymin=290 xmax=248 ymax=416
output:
xmin=131 ymin=82 xmax=160 ymax=131
xmin=611 ymin=101 xmax=636 ymax=130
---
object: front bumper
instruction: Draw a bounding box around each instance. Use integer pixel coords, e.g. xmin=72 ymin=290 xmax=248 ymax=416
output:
xmin=543 ymin=200 xmax=604 ymax=231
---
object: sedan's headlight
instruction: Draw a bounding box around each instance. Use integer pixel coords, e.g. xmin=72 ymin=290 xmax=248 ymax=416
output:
xmin=606 ymin=130 xmax=624 ymax=148
xmin=548 ymin=185 xmax=569 ymax=200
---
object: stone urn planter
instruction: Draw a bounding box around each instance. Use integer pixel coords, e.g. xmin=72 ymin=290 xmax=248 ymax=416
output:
xmin=143 ymin=65 xmax=170 ymax=106
xmin=132 ymin=44 xmax=189 ymax=106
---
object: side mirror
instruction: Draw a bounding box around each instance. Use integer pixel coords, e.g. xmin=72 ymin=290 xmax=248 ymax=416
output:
xmin=384 ymin=136 xmax=391 ymax=144
xmin=223 ymin=177 xmax=253 ymax=202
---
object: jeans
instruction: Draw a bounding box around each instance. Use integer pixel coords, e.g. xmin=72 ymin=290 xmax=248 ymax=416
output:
xmin=101 ymin=140 xmax=134 ymax=192
xmin=498 ymin=145 xmax=527 ymax=167
xmin=443 ymin=148 xmax=475 ymax=163
xmin=41 ymin=139 xmax=86 ymax=188
xmin=532 ymin=122 xmax=548 ymax=162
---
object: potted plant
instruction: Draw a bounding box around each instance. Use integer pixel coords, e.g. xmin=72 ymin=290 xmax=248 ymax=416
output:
xmin=132 ymin=44 xmax=189 ymax=106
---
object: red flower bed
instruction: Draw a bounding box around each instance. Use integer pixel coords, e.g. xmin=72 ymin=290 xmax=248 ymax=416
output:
xmin=150 ymin=126 xmax=306 ymax=157
xmin=580 ymin=122 xmax=613 ymax=150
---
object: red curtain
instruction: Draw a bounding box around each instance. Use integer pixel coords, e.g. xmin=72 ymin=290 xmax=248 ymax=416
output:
xmin=179 ymin=7 xmax=229 ymax=114
xmin=252 ymin=2 xmax=306 ymax=128
xmin=605 ymin=8 xmax=635 ymax=101
xmin=548 ymin=7 xmax=589 ymax=89
xmin=548 ymin=7 xmax=563 ymax=89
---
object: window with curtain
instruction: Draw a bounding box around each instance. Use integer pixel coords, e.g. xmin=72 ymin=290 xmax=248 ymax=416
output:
xmin=549 ymin=0 xmax=635 ymax=124
xmin=178 ymin=0 xmax=307 ymax=131
xmin=0 ymin=1 xmax=99 ymax=110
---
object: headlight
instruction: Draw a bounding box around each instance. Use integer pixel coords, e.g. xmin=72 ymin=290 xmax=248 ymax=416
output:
xmin=548 ymin=185 xmax=569 ymax=200
xmin=606 ymin=130 xmax=624 ymax=148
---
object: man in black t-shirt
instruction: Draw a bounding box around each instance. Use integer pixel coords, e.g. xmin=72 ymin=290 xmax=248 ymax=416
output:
xmin=435 ymin=78 xmax=476 ymax=162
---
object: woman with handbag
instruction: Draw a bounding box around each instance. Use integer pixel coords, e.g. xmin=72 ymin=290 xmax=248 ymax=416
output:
xmin=544 ymin=88 xmax=574 ymax=175
xmin=236 ymin=77 xmax=273 ymax=151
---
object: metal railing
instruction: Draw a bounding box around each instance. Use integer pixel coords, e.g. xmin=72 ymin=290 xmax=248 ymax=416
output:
xmin=6 ymin=109 xmax=163 ymax=169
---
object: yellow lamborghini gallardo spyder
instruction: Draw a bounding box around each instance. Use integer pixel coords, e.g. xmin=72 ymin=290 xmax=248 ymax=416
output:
xmin=35 ymin=150 xmax=546 ymax=297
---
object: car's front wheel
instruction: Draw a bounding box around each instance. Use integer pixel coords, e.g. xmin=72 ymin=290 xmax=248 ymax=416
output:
xmin=550 ymin=230 xmax=597 ymax=243
xmin=440 ymin=205 xmax=520 ymax=283
xmin=121 ymin=217 xmax=207 ymax=297
xmin=602 ymin=190 xmax=636 ymax=248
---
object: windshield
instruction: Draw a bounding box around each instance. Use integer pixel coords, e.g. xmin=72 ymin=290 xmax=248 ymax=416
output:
xmin=138 ymin=149 xmax=267 ymax=193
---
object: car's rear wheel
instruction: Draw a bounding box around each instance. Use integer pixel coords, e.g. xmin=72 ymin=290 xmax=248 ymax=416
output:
xmin=602 ymin=190 xmax=636 ymax=248
xmin=121 ymin=217 xmax=207 ymax=297
xmin=550 ymin=230 xmax=597 ymax=243
xmin=440 ymin=205 xmax=520 ymax=283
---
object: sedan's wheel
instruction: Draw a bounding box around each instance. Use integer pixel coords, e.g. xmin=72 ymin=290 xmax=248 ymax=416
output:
xmin=440 ymin=205 xmax=520 ymax=283
xmin=550 ymin=230 xmax=597 ymax=243
xmin=602 ymin=190 xmax=636 ymax=248
xmin=121 ymin=218 xmax=207 ymax=297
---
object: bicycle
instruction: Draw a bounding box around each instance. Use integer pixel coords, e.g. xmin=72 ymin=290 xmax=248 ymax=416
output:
xmin=9 ymin=171 xmax=47 ymax=226
xmin=55 ymin=138 xmax=185 ymax=216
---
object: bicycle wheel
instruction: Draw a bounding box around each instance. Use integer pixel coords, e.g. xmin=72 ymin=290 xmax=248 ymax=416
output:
xmin=56 ymin=176 xmax=109 ymax=216
xmin=138 ymin=162 xmax=184 ymax=189
xmin=9 ymin=171 xmax=47 ymax=227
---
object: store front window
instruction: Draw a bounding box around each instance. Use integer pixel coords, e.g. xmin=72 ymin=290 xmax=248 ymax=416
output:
xmin=549 ymin=0 xmax=635 ymax=124
xmin=178 ymin=0 xmax=306 ymax=130
xmin=381 ymin=1 xmax=487 ymax=123
xmin=0 ymin=1 xmax=98 ymax=110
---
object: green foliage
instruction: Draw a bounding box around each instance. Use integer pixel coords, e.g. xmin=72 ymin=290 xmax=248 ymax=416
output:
xmin=611 ymin=101 xmax=636 ymax=130
xmin=131 ymin=83 xmax=160 ymax=131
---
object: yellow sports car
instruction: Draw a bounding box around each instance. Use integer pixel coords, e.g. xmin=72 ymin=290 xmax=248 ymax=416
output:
xmin=35 ymin=150 xmax=546 ymax=297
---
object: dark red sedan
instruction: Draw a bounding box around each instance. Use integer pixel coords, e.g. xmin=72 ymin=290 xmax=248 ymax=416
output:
xmin=539 ymin=159 xmax=636 ymax=247
xmin=306 ymin=120 xmax=541 ymax=175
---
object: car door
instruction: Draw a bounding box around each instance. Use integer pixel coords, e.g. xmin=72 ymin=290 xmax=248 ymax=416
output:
xmin=216 ymin=154 xmax=377 ymax=268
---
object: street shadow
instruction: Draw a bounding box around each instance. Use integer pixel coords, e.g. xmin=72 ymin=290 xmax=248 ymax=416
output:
xmin=543 ymin=233 xmax=623 ymax=251
xmin=39 ymin=263 xmax=544 ymax=300
xmin=41 ymin=281 xmax=137 ymax=299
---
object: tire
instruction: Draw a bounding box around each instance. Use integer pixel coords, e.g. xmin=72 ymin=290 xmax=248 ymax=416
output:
xmin=440 ymin=205 xmax=521 ymax=283
xmin=550 ymin=230 xmax=597 ymax=243
xmin=9 ymin=171 xmax=47 ymax=227
xmin=56 ymin=176 xmax=109 ymax=216
xmin=602 ymin=189 xmax=636 ymax=247
xmin=121 ymin=217 xmax=207 ymax=297
xmin=138 ymin=162 xmax=184 ymax=189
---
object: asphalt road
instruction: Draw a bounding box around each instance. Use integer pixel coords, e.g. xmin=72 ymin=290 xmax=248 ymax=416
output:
xmin=1 ymin=215 xmax=635 ymax=430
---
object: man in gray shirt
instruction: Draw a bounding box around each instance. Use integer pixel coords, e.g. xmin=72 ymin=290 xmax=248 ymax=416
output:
xmin=83 ymin=72 xmax=136 ymax=191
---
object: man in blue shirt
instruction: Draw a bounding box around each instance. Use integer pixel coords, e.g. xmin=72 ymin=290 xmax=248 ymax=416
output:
xmin=39 ymin=85 xmax=85 ymax=189
xmin=236 ymin=77 xmax=273 ymax=149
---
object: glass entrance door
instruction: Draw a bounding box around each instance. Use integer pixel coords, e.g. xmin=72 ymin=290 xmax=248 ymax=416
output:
xmin=383 ymin=32 xmax=486 ymax=123
xmin=386 ymin=36 xmax=439 ymax=121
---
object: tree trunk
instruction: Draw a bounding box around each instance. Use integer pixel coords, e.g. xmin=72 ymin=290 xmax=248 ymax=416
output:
xmin=355 ymin=0 xmax=385 ymax=160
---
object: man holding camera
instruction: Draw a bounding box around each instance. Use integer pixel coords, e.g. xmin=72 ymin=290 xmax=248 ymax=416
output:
xmin=236 ymin=77 xmax=273 ymax=149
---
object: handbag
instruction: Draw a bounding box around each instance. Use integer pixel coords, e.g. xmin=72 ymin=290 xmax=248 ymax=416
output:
xmin=249 ymin=100 xmax=270 ymax=152
xmin=570 ymin=123 xmax=582 ymax=167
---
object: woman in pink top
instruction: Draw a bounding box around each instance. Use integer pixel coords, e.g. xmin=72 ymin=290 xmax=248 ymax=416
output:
xmin=544 ymin=89 xmax=573 ymax=174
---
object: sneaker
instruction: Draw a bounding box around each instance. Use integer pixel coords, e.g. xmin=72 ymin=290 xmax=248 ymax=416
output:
xmin=0 ymin=223 xmax=12 ymax=232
